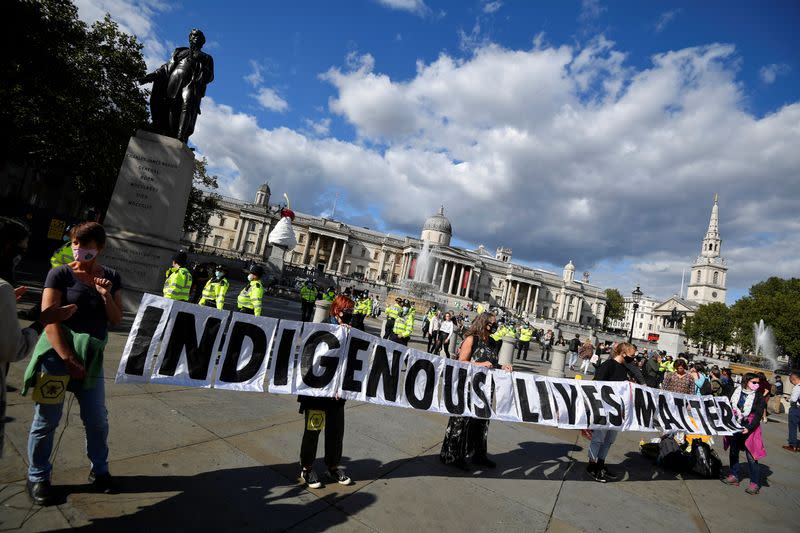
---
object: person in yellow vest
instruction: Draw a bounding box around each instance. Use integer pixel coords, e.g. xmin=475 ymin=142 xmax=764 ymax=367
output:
xmin=351 ymin=290 xmax=370 ymax=331
xmin=49 ymin=227 xmax=74 ymax=269
xmin=383 ymin=297 xmax=402 ymax=339
xmin=390 ymin=299 xmax=415 ymax=345
xmin=322 ymin=287 xmax=336 ymax=302
xmin=299 ymin=280 xmax=317 ymax=322
xmin=163 ymin=251 xmax=192 ymax=301
xmin=198 ymin=264 xmax=229 ymax=310
xmin=516 ymin=323 xmax=534 ymax=360
xmin=238 ymin=264 xmax=265 ymax=316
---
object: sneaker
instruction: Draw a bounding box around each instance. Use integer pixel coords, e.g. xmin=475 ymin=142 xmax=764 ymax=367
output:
xmin=721 ymin=474 xmax=739 ymax=486
xmin=745 ymin=482 xmax=760 ymax=495
xmin=326 ymin=468 xmax=353 ymax=486
xmin=300 ymin=469 xmax=322 ymax=489
xmin=88 ymin=471 xmax=118 ymax=494
xmin=782 ymin=445 xmax=798 ymax=452
xmin=26 ymin=480 xmax=54 ymax=506
xmin=586 ymin=463 xmax=607 ymax=483
xmin=598 ymin=461 xmax=618 ymax=481
xmin=471 ymin=455 xmax=497 ymax=469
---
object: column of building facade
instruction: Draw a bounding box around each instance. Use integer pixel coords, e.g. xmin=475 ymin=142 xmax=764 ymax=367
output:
xmin=524 ymin=285 xmax=532 ymax=313
xmin=432 ymin=259 xmax=440 ymax=285
xmin=337 ymin=239 xmax=346 ymax=274
xmin=327 ymin=240 xmax=337 ymax=271
xmin=447 ymin=263 xmax=457 ymax=294
xmin=233 ymin=217 xmax=247 ymax=251
xmin=531 ymin=286 xmax=540 ymax=317
xmin=439 ymin=261 xmax=448 ymax=292
xmin=310 ymin=234 xmax=321 ymax=267
xmin=465 ymin=268 xmax=473 ymax=299
xmin=377 ymin=248 xmax=386 ymax=278
xmin=255 ymin=220 xmax=270 ymax=256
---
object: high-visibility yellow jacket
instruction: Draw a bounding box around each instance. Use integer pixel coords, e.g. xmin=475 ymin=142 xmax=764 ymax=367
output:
xmin=354 ymin=297 xmax=371 ymax=316
xmin=322 ymin=289 xmax=336 ymax=302
xmin=50 ymin=243 xmax=73 ymax=269
xmin=393 ymin=309 xmax=415 ymax=338
xmin=385 ymin=305 xmax=401 ymax=320
xmin=659 ymin=360 xmax=675 ymax=373
xmin=199 ymin=277 xmax=229 ymax=309
xmin=300 ymin=285 xmax=317 ymax=302
xmin=519 ymin=327 xmax=533 ymax=342
xmin=163 ymin=267 xmax=192 ymax=301
xmin=238 ymin=280 xmax=264 ymax=316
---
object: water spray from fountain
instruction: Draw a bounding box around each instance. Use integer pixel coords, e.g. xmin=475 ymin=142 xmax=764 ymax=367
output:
xmin=753 ymin=319 xmax=778 ymax=370
xmin=413 ymin=239 xmax=432 ymax=283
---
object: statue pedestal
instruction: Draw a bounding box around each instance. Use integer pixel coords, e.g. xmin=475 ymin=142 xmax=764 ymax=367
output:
xmin=548 ymin=345 xmax=568 ymax=378
xmin=498 ymin=336 xmax=516 ymax=366
xmin=657 ymin=327 xmax=687 ymax=358
xmin=265 ymin=245 xmax=287 ymax=281
xmin=313 ymin=299 xmax=332 ymax=323
xmin=101 ymin=130 xmax=194 ymax=311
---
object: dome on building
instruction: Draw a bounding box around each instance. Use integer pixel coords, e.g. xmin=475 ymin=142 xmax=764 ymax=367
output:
xmin=423 ymin=206 xmax=452 ymax=234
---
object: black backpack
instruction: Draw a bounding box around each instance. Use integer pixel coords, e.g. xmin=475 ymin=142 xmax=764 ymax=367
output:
xmin=690 ymin=440 xmax=722 ymax=478
xmin=657 ymin=437 xmax=692 ymax=472
xmin=569 ymin=338 xmax=580 ymax=351
xmin=699 ymin=378 xmax=712 ymax=396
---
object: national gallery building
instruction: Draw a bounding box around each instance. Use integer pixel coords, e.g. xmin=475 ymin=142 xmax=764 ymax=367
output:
xmin=182 ymin=184 xmax=608 ymax=326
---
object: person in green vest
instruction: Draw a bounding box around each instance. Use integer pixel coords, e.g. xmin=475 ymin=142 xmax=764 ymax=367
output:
xmin=198 ymin=265 xmax=229 ymax=310
xmin=390 ymin=299 xmax=415 ymax=346
xmin=237 ymin=264 xmax=264 ymax=316
xmin=383 ymin=297 xmax=402 ymax=339
xmin=351 ymin=290 xmax=370 ymax=331
xmin=49 ymin=225 xmax=76 ymax=269
xmin=163 ymin=251 xmax=192 ymax=301
xmin=516 ymin=322 xmax=534 ymax=360
xmin=299 ymin=280 xmax=317 ymax=322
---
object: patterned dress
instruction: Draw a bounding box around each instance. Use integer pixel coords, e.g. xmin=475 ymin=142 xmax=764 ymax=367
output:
xmin=439 ymin=335 xmax=498 ymax=464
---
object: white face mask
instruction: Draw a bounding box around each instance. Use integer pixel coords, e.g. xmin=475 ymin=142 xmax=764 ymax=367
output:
xmin=247 ymin=274 xmax=256 ymax=281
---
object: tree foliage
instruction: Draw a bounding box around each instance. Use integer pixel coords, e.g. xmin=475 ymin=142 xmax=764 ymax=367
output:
xmin=0 ymin=0 xmax=148 ymax=210
xmin=683 ymin=302 xmax=732 ymax=352
xmin=183 ymin=157 xmax=220 ymax=238
xmin=731 ymin=277 xmax=800 ymax=364
xmin=603 ymin=288 xmax=625 ymax=326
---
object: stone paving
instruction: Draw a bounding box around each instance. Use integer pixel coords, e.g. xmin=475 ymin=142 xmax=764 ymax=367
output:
xmin=2 ymin=296 xmax=798 ymax=532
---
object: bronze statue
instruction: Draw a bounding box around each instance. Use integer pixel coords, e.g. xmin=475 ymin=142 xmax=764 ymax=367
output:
xmin=140 ymin=29 xmax=214 ymax=143
xmin=666 ymin=306 xmax=683 ymax=328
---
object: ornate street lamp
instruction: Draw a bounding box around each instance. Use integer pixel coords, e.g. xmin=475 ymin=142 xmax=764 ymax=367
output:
xmin=628 ymin=285 xmax=643 ymax=343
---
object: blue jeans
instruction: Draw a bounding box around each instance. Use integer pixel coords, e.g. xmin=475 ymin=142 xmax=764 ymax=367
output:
xmin=788 ymin=406 xmax=800 ymax=447
xmin=589 ymin=429 xmax=617 ymax=462
xmin=729 ymin=433 xmax=759 ymax=486
xmin=568 ymin=352 xmax=578 ymax=368
xmin=27 ymin=353 xmax=109 ymax=482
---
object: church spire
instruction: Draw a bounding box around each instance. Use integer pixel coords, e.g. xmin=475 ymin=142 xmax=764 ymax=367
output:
xmin=700 ymin=194 xmax=721 ymax=258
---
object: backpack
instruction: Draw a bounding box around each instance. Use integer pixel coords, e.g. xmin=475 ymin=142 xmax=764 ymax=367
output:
xmin=690 ymin=440 xmax=722 ymax=479
xmin=699 ymin=377 xmax=712 ymax=396
xmin=569 ymin=338 xmax=580 ymax=352
xmin=657 ymin=437 xmax=692 ymax=472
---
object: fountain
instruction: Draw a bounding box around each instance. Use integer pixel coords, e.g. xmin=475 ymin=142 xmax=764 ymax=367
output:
xmin=393 ymin=239 xmax=447 ymax=309
xmin=751 ymin=319 xmax=778 ymax=370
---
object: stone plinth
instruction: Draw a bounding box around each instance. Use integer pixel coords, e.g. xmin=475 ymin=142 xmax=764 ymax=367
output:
xmin=498 ymin=336 xmax=516 ymax=366
xmin=657 ymin=327 xmax=687 ymax=358
xmin=313 ymin=299 xmax=332 ymax=323
xmin=548 ymin=345 xmax=568 ymax=378
xmin=101 ymin=130 xmax=194 ymax=310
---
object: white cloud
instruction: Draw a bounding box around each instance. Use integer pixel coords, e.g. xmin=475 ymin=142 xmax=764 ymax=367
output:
xmin=374 ymin=0 xmax=429 ymax=16
xmin=252 ymin=87 xmax=289 ymax=112
xmin=483 ymin=1 xmax=503 ymax=14
xmin=655 ymin=9 xmax=682 ymax=33
xmin=759 ymin=63 xmax=791 ymax=84
xmin=244 ymin=60 xmax=264 ymax=87
xmin=304 ymin=117 xmax=332 ymax=136
xmin=579 ymin=0 xmax=605 ymax=24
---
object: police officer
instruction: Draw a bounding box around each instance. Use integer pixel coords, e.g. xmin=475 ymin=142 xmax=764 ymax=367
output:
xmin=390 ymin=299 xmax=415 ymax=346
xmin=49 ymin=226 xmax=74 ymax=269
xmin=198 ymin=264 xmax=229 ymax=310
xmin=163 ymin=250 xmax=192 ymax=301
xmin=299 ymin=279 xmax=317 ymax=322
xmin=383 ymin=297 xmax=402 ymax=339
xmin=238 ymin=264 xmax=265 ymax=316
xmin=517 ymin=322 xmax=533 ymax=360
xmin=322 ymin=287 xmax=336 ymax=302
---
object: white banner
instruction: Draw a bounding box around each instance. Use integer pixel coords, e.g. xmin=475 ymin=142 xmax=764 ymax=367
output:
xmin=115 ymin=295 xmax=743 ymax=435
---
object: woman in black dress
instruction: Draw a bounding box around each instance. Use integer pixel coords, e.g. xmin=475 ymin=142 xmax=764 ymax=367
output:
xmin=439 ymin=312 xmax=513 ymax=469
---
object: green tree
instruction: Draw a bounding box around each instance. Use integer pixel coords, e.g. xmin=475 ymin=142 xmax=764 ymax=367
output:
xmin=730 ymin=277 xmax=800 ymax=366
xmin=183 ymin=157 xmax=220 ymax=238
xmin=683 ymin=302 xmax=732 ymax=354
xmin=603 ymin=288 xmax=625 ymax=327
xmin=1 ymin=0 xmax=148 ymax=211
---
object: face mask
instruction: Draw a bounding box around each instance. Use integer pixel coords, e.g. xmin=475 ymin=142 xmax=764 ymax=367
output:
xmin=747 ymin=382 xmax=760 ymax=391
xmin=63 ymin=235 xmax=70 ymax=242
xmin=340 ymin=309 xmax=353 ymax=324
xmin=72 ymin=245 xmax=98 ymax=262
xmin=247 ymin=274 xmax=256 ymax=281
xmin=624 ymin=355 xmax=634 ymax=364
xmin=402 ymin=306 xmax=409 ymax=314
xmin=489 ymin=323 xmax=498 ymax=333
xmin=215 ymin=271 xmax=224 ymax=278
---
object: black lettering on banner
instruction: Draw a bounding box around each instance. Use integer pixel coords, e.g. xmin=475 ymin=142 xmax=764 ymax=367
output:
xmin=633 ymin=387 xmax=658 ymax=428
xmin=471 ymin=371 xmax=491 ymax=418
xmin=688 ymin=399 xmax=713 ymax=435
xmin=716 ymin=399 xmax=742 ymax=432
xmin=657 ymin=394 xmax=684 ymax=431
xmin=600 ymin=386 xmax=624 ymax=427
xmin=515 ymin=378 xmax=540 ymax=422
xmin=272 ymin=328 xmax=297 ymax=387
xmin=124 ymin=306 xmax=163 ymax=375
xmin=219 ymin=321 xmax=268 ymax=383
xmin=703 ymin=398 xmax=727 ymax=434
xmin=535 ymin=380 xmax=554 ymax=421
xmin=404 ymin=358 xmax=436 ymax=410
xmin=673 ymin=397 xmax=694 ymax=432
xmin=341 ymin=336 xmax=371 ymax=394
xmin=159 ymin=312 xmax=221 ymax=378
xmin=581 ymin=385 xmax=606 ymax=426
xmin=443 ymin=364 xmax=468 ymax=415
xmin=365 ymin=345 xmax=403 ymax=402
xmin=552 ymin=382 xmax=580 ymax=425
xmin=300 ymin=331 xmax=341 ymax=388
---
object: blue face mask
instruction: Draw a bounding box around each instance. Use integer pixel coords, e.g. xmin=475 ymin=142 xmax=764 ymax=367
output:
xmin=215 ymin=271 xmax=223 ymax=278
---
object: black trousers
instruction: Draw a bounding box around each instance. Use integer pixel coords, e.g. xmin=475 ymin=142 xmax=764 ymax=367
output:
xmin=427 ymin=330 xmax=438 ymax=352
xmin=516 ymin=341 xmax=530 ymax=360
xmin=300 ymin=300 xmax=314 ymax=322
xmin=436 ymin=331 xmax=451 ymax=358
xmin=238 ymin=307 xmax=254 ymax=315
xmin=300 ymin=402 xmax=345 ymax=469
xmin=383 ymin=318 xmax=395 ymax=339
xmin=390 ymin=333 xmax=409 ymax=346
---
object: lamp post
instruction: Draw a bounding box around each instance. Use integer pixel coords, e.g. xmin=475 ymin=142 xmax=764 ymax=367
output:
xmin=628 ymin=285 xmax=643 ymax=343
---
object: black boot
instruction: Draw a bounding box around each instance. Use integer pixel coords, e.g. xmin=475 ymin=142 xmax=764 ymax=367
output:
xmin=597 ymin=459 xmax=617 ymax=481
xmin=26 ymin=480 xmax=54 ymax=506
xmin=586 ymin=461 xmax=607 ymax=483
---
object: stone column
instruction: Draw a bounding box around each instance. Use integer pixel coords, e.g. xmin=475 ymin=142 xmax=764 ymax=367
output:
xmin=313 ymin=299 xmax=332 ymax=323
xmin=457 ymin=264 xmax=465 ymax=296
xmin=532 ymin=286 xmax=540 ymax=317
xmin=498 ymin=336 xmax=516 ymax=366
xmin=377 ymin=248 xmax=386 ymax=278
xmin=439 ymin=262 xmax=448 ymax=292
xmin=448 ymin=263 xmax=457 ymax=294
xmin=465 ymin=268 xmax=473 ymax=299
xmin=311 ymin=235 xmax=321 ymax=267
xmin=302 ymin=232 xmax=312 ymax=264
xmin=327 ymin=240 xmax=337 ymax=271
xmin=337 ymin=240 xmax=347 ymax=274
xmin=525 ymin=284 xmax=532 ymax=313
xmin=513 ymin=282 xmax=520 ymax=311
xmin=548 ymin=343 xmax=568 ymax=378
xmin=234 ymin=218 xmax=246 ymax=250
xmin=432 ymin=259 xmax=440 ymax=285
xmin=501 ymin=282 xmax=508 ymax=306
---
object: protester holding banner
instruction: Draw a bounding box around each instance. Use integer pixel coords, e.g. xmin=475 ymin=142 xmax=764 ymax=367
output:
xmin=24 ymin=222 xmax=122 ymax=505
xmin=297 ymin=294 xmax=355 ymax=489
xmin=440 ymin=312 xmax=511 ymax=470
xmin=722 ymin=373 xmax=768 ymax=495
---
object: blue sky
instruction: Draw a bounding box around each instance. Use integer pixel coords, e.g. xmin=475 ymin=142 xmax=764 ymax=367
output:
xmin=76 ymin=0 xmax=800 ymax=303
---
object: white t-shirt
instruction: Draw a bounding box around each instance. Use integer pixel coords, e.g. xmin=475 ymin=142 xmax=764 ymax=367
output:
xmin=439 ymin=320 xmax=454 ymax=338
xmin=790 ymin=382 xmax=800 ymax=405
